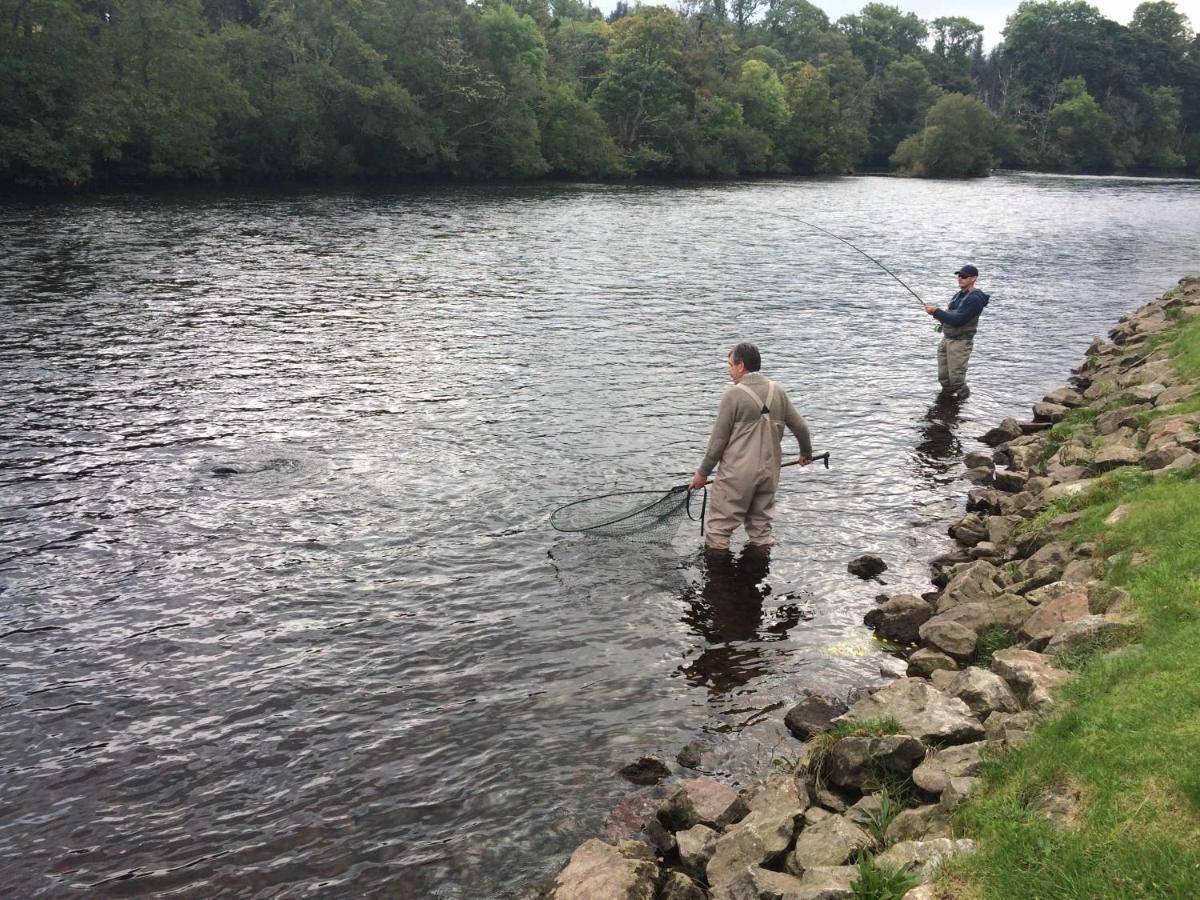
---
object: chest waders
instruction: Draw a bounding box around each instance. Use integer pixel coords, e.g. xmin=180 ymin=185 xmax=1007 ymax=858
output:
xmin=706 ymin=380 xmax=786 ymax=551
xmin=938 ymin=291 xmax=979 ymax=395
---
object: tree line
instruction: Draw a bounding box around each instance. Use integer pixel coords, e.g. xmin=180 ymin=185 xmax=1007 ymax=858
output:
xmin=1 ymin=0 xmax=1197 ymax=187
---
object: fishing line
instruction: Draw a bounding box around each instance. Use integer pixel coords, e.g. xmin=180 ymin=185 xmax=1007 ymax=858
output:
xmin=762 ymin=211 xmax=928 ymax=307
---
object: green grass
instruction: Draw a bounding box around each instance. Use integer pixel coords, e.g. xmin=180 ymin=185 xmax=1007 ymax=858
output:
xmin=944 ymin=451 xmax=1200 ymax=896
xmin=970 ymin=625 xmax=1019 ymax=668
xmin=852 ymin=856 xmax=919 ymax=900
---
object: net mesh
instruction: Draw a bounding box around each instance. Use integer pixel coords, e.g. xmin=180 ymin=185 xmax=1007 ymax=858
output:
xmin=550 ymin=485 xmax=702 ymax=537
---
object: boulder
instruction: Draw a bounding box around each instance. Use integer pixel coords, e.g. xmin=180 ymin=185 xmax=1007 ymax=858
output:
xmin=990 ymin=649 xmax=1072 ymax=712
xmin=836 ymin=679 xmax=984 ymax=746
xmin=906 ymin=648 xmax=958 ymax=678
xmin=864 ymin=595 xmax=933 ymax=645
xmin=784 ymin=693 xmax=849 ymax=741
xmin=937 ymin=560 xmax=1003 ymax=610
xmin=847 ymin=554 xmax=887 ymax=578
xmin=1090 ymin=445 xmax=1143 ymax=475
xmin=785 ymin=814 xmax=871 ymax=876
xmin=886 ymin=804 xmax=952 ymax=842
xmin=1007 ymin=444 xmax=1043 ymax=472
xmin=1095 ymin=406 xmax=1145 ymax=435
xmin=948 ymin=513 xmax=988 ymax=547
xmin=1044 ymin=387 xmax=1085 ymax=408
xmin=799 ymin=867 xmax=857 ymax=898
xmin=1154 ymin=384 xmax=1195 ymax=407
xmin=551 ymin=839 xmax=659 ymax=900
xmin=824 ymin=735 xmax=927 ymax=792
xmin=604 ymin=795 xmax=660 ymax=842
xmin=1041 ymin=479 xmax=1097 ymax=502
xmin=1018 ymin=589 xmax=1090 ymax=650
xmin=992 ymin=470 xmax=1028 ymax=494
xmin=964 ymin=451 xmax=994 ymax=469
xmin=706 ymin=807 xmax=798 ymax=888
xmin=659 ymin=779 xmax=749 ymax=832
xmin=619 ymin=757 xmax=671 ymax=786
xmin=677 ymin=741 xmax=711 ymax=770
xmin=1019 ymin=542 xmax=1073 ymax=581
xmin=962 ymin=466 xmax=994 ymax=485
xmin=1046 ymin=615 xmax=1140 ymax=655
xmin=677 ymin=824 xmax=720 ymax=876
xmin=875 ymin=838 xmax=976 ymax=882
xmin=918 ymin=618 xmax=977 ymax=659
xmin=983 ymin=710 xmax=1041 ymax=743
xmin=660 ymin=871 xmax=707 ymax=900
xmin=1033 ymin=401 xmax=1070 ymax=423
xmin=743 ymin=772 xmax=809 ymax=814
xmin=980 ymin=418 xmax=1023 ymax=446
xmin=1125 ymin=382 xmax=1167 ymax=403
xmin=911 ymin=742 xmax=985 ymax=796
xmin=1142 ymin=445 xmax=1190 ymax=470
xmin=939 ymin=668 xmax=1020 ymax=719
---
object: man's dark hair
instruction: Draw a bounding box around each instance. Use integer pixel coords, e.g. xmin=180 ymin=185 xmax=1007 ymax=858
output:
xmin=730 ymin=342 xmax=761 ymax=372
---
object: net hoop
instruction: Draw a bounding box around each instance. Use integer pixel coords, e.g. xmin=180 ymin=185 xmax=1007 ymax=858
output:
xmin=550 ymin=484 xmax=691 ymax=533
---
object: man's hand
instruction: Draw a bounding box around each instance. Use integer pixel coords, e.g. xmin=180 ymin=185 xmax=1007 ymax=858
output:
xmin=923 ymin=304 xmax=938 ymax=316
xmin=798 ymin=456 xmax=812 ymax=467
xmin=688 ymin=471 xmax=707 ymax=490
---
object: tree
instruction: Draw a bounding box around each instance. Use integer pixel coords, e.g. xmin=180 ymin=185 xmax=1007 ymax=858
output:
xmin=762 ymin=0 xmax=830 ymax=61
xmin=927 ymin=15 xmax=982 ymax=93
xmin=836 ymin=3 xmax=928 ymax=76
xmin=865 ymin=56 xmax=941 ymax=166
xmin=1047 ymin=75 xmax=1115 ymax=170
xmin=890 ymin=92 xmax=993 ymax=176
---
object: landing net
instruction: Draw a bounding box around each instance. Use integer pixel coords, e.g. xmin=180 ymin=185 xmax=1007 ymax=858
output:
xmin=549 ymin=484 xmax=704 ymax=538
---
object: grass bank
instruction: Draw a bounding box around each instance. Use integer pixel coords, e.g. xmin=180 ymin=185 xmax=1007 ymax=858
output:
xmin=943 ymin=315 xmax=1200 ymax=898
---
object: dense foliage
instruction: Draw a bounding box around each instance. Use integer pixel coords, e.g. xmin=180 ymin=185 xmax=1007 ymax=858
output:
xmin=1 ymin=0 xmax=1197 ymax=186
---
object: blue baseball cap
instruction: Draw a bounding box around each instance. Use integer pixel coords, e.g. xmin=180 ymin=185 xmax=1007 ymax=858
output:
xmin=955 ymin=264 xmax=979 ymax=277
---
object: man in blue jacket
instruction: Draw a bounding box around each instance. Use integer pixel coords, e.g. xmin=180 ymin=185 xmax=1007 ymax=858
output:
xmin=924 ymin=264 xmax=990 ymax=400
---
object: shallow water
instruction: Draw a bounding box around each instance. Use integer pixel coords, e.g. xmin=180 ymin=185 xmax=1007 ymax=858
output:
xmin=2 ymin=174 xmax=1199 ymax=897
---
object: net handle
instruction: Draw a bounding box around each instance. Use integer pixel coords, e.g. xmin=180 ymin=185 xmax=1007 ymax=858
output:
xmin=697 ymin=451 xmax=830 ymax=488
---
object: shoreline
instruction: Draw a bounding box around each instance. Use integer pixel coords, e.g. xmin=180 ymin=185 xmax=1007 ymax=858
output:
xmin=531 ymin=275 xmax=1200 ymax=899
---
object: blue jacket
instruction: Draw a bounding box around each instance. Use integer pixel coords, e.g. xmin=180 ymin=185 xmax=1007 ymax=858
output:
xmin=934 ymin=289 xmax=989 ymax=337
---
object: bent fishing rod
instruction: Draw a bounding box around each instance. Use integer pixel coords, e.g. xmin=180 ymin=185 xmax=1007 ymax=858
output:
xmin=762 ymin=212 xmax=928 ymax=308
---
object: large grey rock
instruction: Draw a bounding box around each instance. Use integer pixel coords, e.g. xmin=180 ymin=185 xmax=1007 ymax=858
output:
xmin=677 ymin=824 xmax=720 ymax=876
xmin=1018 ymin=589 xmax=1090 ymax=650
xmin=1033 ymin=401 xmax=1070 ymax=422
xmin=706 ymin=807 xmax=798 ymax=888
xmin=992 ymin=469 xmax=1028 ymax=493
xmin=1125 ymin=382 xmax=1167 ymax=403
xmin=785 ymin=814 xmax=870 ymax=876
xmin=918 ymin=618 xmax=977 ymax=658
xmin=886 ymin=804 xmax=952 ymax=842
xmin=948 ymin=513 xmax=988 ymax=547
xmin=864 ymin=594 xmax=933 ymax=645
xmin=981 ymin=418 xmax=1023 ymax=445
xmin=660 ymin=779 xmax=749 ymax=832
xmin=1042 ymin=479 xmax=1097 ymax=502
xmin=906 ymin=648 xmax=958 ymax=678
xmin=983 ymin=709 xmax=1042 ymax=743
xmin=660 ymin=871 xmax=707 ymax=900
xmin=1095 ymin=406 xmax=1145 ymax=435
xmin=742 ymin=773 xmax=809 ymax=815
xmin=911 ymin=742 xmax=985 ymax=796
xmin=716 ymin=866 xmax=854 ymax=900
xmin=1019 ymin=542 xmax=1073 ymax=580
xmin=824 ymin=735 xmax=926 ymax=791
xmin=847 ymin=555 xmax=887 ymax=578
xmin=990 ymin=649 xmax=1072 ymax=712
xmin=1141 ymin=444 xmax=1190 ymax=470
xmin=798 ymin=867 xmax=857 ymax=899
xmin=1044 ymin=387 xmax=1085 ymax=408
xmin=784 ymin=693 xmax=849 ymax=741
xmin=939 ymin=667 xmax=1020 ymax=719
xmin=1046 ymin=614 xmax=1140 ymax=654
xmin=1090 ymin=444 xmax=1143 ymax=474
xmin=937 ymin=560 xmax=1004 ymax=610
xmin=836 ymin=679 xmax=984 ymax=746
xmin=551 ymin=839 xmax=659 ymax=900
xmin=874 ymin=838 xmax=976 ymax=882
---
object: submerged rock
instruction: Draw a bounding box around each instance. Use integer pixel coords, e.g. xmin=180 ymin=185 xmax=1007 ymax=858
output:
xmin=847 ymin=554 xmax=887 ymax=578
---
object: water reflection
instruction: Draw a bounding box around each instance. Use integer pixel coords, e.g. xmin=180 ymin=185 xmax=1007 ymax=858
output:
xmin=914 ymin=393 xmax=965 ymax=480
xmin=678 ymin=546 xmax=807 ymax=695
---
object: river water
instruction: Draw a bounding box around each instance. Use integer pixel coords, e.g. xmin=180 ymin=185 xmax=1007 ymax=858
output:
xmin=1 ymin=174 xmax=1198 ymax=897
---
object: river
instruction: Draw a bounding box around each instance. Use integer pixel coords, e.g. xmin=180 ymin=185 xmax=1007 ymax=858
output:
xmin=1 ymin=173 xmax=1198 ymax=897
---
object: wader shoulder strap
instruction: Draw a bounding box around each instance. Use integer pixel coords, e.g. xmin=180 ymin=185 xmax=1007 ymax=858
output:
xmin=733 ymin=380 xmax=776 ymax=416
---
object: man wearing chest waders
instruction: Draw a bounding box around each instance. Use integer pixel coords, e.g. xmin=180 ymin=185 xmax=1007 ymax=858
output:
xmin=924 ymin=264 xmax=990 ymax=400
xmin=688 ymin=343 xmax=813 ymax=552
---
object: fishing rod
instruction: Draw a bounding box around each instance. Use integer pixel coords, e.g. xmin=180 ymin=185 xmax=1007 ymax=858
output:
xmin=764 ymin=212 xmax=928 ymax=308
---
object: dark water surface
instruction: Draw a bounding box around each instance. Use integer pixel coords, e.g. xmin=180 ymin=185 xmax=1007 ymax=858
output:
xmin=2 ymin=175 xmax=1199 ymax=897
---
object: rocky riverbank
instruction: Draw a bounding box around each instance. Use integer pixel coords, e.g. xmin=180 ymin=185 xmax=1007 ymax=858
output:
xmin=529 ymin=276 xmax=1200 ymax=900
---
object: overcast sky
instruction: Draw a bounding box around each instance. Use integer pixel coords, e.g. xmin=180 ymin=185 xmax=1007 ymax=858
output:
xmin=586 ymin=0 xmax=1200 ymax=50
